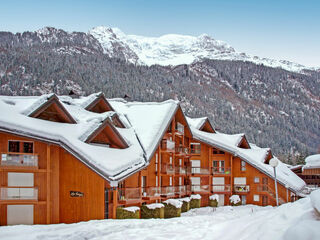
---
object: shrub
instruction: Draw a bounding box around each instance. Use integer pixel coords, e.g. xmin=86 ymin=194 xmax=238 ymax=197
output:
xmin=116 ymin=207 xmax=140 ymax=219
xmin=163 ymin=199 xmax=182 ymax=218
xmin=209 ymin=194 xmax=219 ymax=207
xmin=179 ymin=199 xmax=190 ymax=212
xmin=141 ymin=204 xmax=164 ymax=219
xmin=190 ymin=194 xmax=201 ymax=209
xmin=230 ymin=195 xmax=241 ymax=206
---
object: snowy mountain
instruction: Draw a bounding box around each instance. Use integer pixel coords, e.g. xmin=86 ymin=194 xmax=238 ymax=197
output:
xmin=89 ymin=26 xmax=316 ymax=73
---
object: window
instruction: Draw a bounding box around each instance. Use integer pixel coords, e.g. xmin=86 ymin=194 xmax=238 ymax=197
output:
xmin=8 ymin=173 xmax=34 ymax=187
xmin=241 ymin=160 xmax=246 ymax=171
xmin=155 ymin=154 xmax=158 ymax=172
xmin=169 ymin=177 xmax=172 ymax=186
xmin=156 ymin=176 xmax=158 ymax=187
xmin=179 ymin=177 xmax=182 ymax=186
xmin=213 ymin=160 xmax=218 ymax=168
xmin=212 ymin=148 xmax=225 ymax=154
xmin=179 ymin=159 xmax=182 ymax=166
xmin=254 ymin=195 xmax=260 ymax=202
xmin=254 ymin=177 xmax=260 ymax=183
xmin=23 ymin=142 xmax=33 ymax=153
xmin=8 ymin=141 xmax=20 ymax=153
xmin=190 ymin=143 xmax=201 ymax=154
xmin=8 ymin=141 xmax=34 ymax=153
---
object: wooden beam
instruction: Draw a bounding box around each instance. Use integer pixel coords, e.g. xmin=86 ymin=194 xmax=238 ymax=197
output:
xmin=46 ymin=144 xmax=51 ymax=224
xmin=112 ymin=188 xmax=118 ymax=219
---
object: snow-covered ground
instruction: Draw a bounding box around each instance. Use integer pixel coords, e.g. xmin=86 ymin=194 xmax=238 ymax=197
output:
xmin=1 ymin=194 xmax=319 ymax=240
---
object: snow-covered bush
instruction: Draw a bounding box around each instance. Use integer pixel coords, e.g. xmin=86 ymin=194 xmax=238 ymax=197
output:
xmin=163 ymin=199 xmax=182 ymax=218
xmin=229 ymin=195 xmax=241 ymax=206
xmin=116 ymin=207 xmax=140 ymax=219
xmin=178 ymin=197 xmax=191 ymax=212
xmin=209 ymin=194 xmax=219 ymax=207
xmin=141 ymin=203 xmax=164 ymax=219
xmin=310 ymin=189 xmax=320 ymax=214
xmin=190 ymin=194 xmax=201 ymax=209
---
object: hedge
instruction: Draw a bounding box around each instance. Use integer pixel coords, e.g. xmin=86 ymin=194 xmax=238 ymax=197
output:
xmin=116 ymin=207 xmax=140 ymax=219
xmin=190 ymin=199 xmax=201 ymax=209
xmin=163 ymin=202 xmax=181 ymax=218
xmin=180 ymin=201 xmax=190 ymax=212
xmin=209 ymin=199 xmax=218 ymax=207
xmin=141 ymin=204 xmax=164 ymax=219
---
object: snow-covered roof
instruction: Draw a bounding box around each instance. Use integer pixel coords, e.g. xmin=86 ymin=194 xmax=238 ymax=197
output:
xmin=108 ymin=98 xmax=179 ymax=159
xmin=189 ymin=125 xmax=306 ymax=193
xmin=0 ymin=94 xmax=147 ymax=182
xmin=304 ymin=154 xmax=320 ymax=170
xmin=186 ymin=116 xmax=208 ymax=130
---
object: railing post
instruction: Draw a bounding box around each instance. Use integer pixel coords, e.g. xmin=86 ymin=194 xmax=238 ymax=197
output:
xmin=112 ymin=188 xmax=118 ymax=219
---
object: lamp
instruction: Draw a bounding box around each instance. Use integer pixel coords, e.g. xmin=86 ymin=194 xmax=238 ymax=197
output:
xmin=269 ymin=158 xmax=279 ymax=206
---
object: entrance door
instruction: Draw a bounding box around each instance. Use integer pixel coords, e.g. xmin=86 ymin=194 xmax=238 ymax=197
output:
xmin=262 ymin=195 xmax=268 ymax=206
xmin=104 ymin=189 xmax=109 ymax=219
xmin=218 ymin=194 xmax=225 ymax=206
xmin=7 ymin=205 xmax=33 ymax=225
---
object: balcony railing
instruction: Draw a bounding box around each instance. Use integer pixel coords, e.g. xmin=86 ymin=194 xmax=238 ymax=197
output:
xmin=174 ymin=185 xmax=188 ymax=195
xmin=160 ymin=186 xmax=175 ymax=196
xmin=176 ymin=122 xmax=184 ymax=134
xmin=212 ymin=184 xmax=231 ymax=192
xmin=0 ymin=187 xmax=38 ymax=200
xmin=142 ymin=187 xmax=161 ymax=198
xmin=118 ymin=188 xmax=141 ymax=201
xmin=191 ymin=167 xmax=210 ymax=175
xmin=161 ymin=139 xmax=175 ymax=152
xmin=212 ymin=167 xmax=231 ymax=175
xmin=0 ymin=153 xmax=38 ymax=168
xmin=161 ymin=164 xmax=175 ymax=174
xmin=175 ymin=146 xmax=190 ymax=155
xmin=234 ymin=185 xmax=250 ymax=193
xmin=175 ymin=166 xmax=187 ymax=175
xmin=191 ymin=185 xmax=210 ymax=193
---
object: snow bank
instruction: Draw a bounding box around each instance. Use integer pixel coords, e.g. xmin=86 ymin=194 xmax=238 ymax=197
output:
xmin=163 ymin=199 xmax=183 ymax=209
xmin=123 ymin=206 xmax=140 ymax=213
xmin=190 ymin=194 xmax=201 ymax=200
xmin=209 ymin=194 xmax=219 ymax=202
xmin=230 ymin=195 xmax=240 ymax=204
xmin=145 ymin=203 xmax=164 ymax=210
xmin=178 ymin=197 xmax=191 ymax=202
xmin=310 ymin=189 xmax=320 ymax=213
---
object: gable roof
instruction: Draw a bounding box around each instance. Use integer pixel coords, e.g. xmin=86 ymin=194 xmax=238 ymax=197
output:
xmin=190 ymin=126 xmax=306 ymax=194
xmin=186 ymin=116 xmax=215 ymax=133
xmin=17 ymin=94 xmax=76 ymax=124
xmin=73 ymin=92 xmax=115 ymax=112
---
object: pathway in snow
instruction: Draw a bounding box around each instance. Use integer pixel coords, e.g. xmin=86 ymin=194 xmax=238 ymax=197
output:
xmin=0 ymin=197 xmax=319 ymax=240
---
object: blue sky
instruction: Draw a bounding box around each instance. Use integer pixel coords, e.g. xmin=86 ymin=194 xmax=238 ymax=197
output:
xmin=1 ymin=0 xmax=319 ymax=67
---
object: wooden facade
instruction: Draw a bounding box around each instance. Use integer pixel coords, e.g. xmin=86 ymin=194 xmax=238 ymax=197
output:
xmin=0 ymin=93 xmax=302 ymax=226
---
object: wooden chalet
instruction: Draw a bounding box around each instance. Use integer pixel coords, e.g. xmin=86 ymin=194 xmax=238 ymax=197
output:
xmin=0 ymin=93 xmax=306 ymax=225
xmin=291 ymin=154 xmax=320 ymax=188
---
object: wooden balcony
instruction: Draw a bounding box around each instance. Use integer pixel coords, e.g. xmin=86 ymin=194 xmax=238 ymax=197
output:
xmin=0 ymin=187 xmax=38 ymax=200
xmin=175 ymin=166 xmax=187 ymax=175
xmin=118 ymin=187 xmax=142 ymax=204
xmin=0 ymin=153 xmax=38 ymax=168
xmin=212 ymin=167 xmax=231 ymax=175
xmin=212 ymin=184 xmax=231 ymax=192
xmin=191 ymin=185 xmax=210 ymax=193
xmin=175 ymin=146 xmax=191 ymax=156
xmin=233 ymin=185 xmax=250 ymax=193
xmin=191 ymin=167 xmax=210 ymax=175
xmin=142 ymin=187 xmax=162 ymax=200
xmin=175 ymin=122 xmax=184 ymax=135
xmin=160 ymin=186 xmax=175 ymax=198
xmin=161 ymin=139 xmax=175 ymax=153
xmin=174 ymin=185 xmax=189 ymax=196
xmin=161 ymin=164 xmax=175 ymax=174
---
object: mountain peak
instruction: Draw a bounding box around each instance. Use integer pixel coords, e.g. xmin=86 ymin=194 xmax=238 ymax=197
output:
xmin=89 ymin=26 xmax=315 ymax=73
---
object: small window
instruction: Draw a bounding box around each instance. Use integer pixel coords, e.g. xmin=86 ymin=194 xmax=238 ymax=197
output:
xmin=212 ymin=148 xmax=225 ymax=154
xmin=254 ymin=177 xmax=260 ymax=183
xmin=190 ymin=143 xmax=201 ymax=154
xmin=23 ymin=142 xmax=34 ymax=153
xmin=254 ymin=195 xmax=260 ymax=202
xmin=8 ymin=141 xmax=20 ymax=153
xmin=213 ymin=160 xmax=219 ymax=168
xmin=241 ymin=160 xmax=246 ymax=171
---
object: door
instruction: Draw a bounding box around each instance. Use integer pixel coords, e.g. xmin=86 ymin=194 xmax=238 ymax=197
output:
xmin=7 ymin=205 xmax=34 ymax=225
xmin=241 ymin=195 xmax=246 ymax=205
xmin=142 ymin=176 xmax=147 ymax=196
xmin=212 ymin=177 xmax=225 ymax=191
xmin=218 ymin=194 xmax=225 ymax=206
xmin=191 ymin=160 xmax=201 ymax=174
xmin=262 ymin=195 xmax=268 ymax=206
xmin=104 ymin=189 xmax=109 ymax=219
xmin=219 ymin=161 xmax=225 ymax=173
